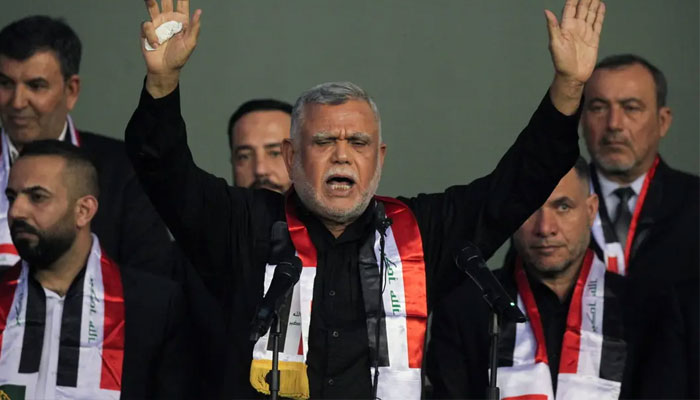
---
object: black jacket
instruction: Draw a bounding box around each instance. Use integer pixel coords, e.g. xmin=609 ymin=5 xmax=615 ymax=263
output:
xmin=426 ymin=256 xmax=688 ymax=399
xmin=120 ymin=266 xmax=189 ymax=399
xmin=591 ymin=159 xmax=700 ymax=397
xmin=78 ymin=131 xmax=172 ymax=273
xmin=125 ymin=84 xmax=579 ymax=398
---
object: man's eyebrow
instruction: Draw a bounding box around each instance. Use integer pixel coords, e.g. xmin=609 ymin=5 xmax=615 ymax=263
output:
xmin=550 ymin=196 xmax=575 ymax=205
xmin=347 ymin=132 xmax=371 ymax=140
xmin=233 ymin=144 xmax=253 ymax=153
xmin=263 ymin=143 xmax=283 ymax=150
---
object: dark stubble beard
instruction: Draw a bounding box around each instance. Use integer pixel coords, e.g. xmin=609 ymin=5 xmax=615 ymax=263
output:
xmin=10 ymin=217 xmax=77 ymax=270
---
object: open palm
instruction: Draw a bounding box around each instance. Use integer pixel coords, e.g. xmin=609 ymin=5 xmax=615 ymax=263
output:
xmin=141 ymin=0 xmax=201 ymax=76
xmin=545 ymin=0 xmax=605 ymax=85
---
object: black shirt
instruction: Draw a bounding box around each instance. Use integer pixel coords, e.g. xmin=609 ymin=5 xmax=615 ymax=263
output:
xmin=125 ymin=84 xmax=580 ymax=398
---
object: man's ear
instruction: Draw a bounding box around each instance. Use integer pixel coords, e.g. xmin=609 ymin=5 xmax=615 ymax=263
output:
xmin=75 ymin=195 xmax=97 ymax=229
xmin=64 ymin=74 xmax=81 ymax=111
xmin=657 ymin=106 xmax=672 ymax=138
xmin=378 ymin=143 xmax=387 ymax=169
xmin=282 ymin=138 xmax=295 ymax=177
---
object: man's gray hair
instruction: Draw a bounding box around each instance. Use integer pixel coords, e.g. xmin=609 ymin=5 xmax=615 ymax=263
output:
xmin=290 ymin=81 xmax=382 ymax=144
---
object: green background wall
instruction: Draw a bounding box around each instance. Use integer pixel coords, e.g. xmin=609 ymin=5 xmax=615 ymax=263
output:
xmin=2 ymin=1 xmax=697 ymax=267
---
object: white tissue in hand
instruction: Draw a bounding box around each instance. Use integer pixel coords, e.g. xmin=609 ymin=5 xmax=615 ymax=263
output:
xmin=144 ymin=21 xmax=183 ymax=51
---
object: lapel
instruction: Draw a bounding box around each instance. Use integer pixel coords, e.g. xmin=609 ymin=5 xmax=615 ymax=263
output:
xmin=628 ymin=159 xmax=671 ymax=262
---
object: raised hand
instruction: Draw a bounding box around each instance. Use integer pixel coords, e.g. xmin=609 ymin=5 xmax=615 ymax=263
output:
xmin=141 ymin=0 xmax=202 ymax=97
xmin=545 ymin=0 xmax=605 ymax=114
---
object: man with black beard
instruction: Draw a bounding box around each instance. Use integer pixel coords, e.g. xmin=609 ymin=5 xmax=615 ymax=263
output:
xmin=0 ymin=140 xmax=188 ymax=399
xmin=427 ymin=158 xmax=687 ymax=399
xmin=228 ymin=99 xmax=293 ymax=192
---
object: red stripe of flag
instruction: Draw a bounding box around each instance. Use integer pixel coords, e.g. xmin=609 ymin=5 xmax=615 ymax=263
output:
xmin=0 ymin=263 xmax=22 ymax=359
xmin=377 ymin=196 xmax=427 ymax=369
xmin=559 ymin=250 xmax=594 ymax=374
xmin=99 ymin=252 xmax=125 ymax=390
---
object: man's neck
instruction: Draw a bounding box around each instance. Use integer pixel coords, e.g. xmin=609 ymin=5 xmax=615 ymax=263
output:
xmin=321 ymin=218 xmax=352 ymax=238
xmin=596 ymin=157 xmax=655 ymax=185
xmin=527 ymin=256 xmax=585 ymax=303
xmin=32 ymin=233 xmax=92 ymax=297
xmin=7 ymin=122 xmax=67 ymax=155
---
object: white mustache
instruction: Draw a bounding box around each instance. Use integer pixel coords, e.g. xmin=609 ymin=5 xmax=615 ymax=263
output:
xmin=323 ymin=167 xmax=358 ymax=182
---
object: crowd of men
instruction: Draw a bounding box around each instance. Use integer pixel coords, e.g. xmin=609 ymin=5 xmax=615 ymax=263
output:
xmin=0 ymin=0 xmax=697 ymax=398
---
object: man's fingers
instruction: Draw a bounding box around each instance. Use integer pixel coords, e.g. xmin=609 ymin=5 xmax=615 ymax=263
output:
xmin=145 ymin=0 xmax=160 ymax=20
xmin=585 ymin=0 xmax=601 ymax=24
xmin=544 ymin=9 xmax=560 ymax=41
xmin=185 ymin=9 xmax=202 ymax=48
xmin=575 ymin=0 xmax=593 ymax=20
xmin=561 ymin=0 xmax=578 ymax=21
xmin=161 ymin=0 xmax=174 ymax=13
xmin=176 ymin=0 xmax=190 ymax=17
xmin=592 ymin=2 xmax=606 ymax=34
xmin=141 ymin=21 xmax=160 ymax=48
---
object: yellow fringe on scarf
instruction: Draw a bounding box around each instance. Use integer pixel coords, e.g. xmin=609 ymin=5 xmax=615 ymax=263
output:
xmin=250 ymin=359 xmax=309 ymax=399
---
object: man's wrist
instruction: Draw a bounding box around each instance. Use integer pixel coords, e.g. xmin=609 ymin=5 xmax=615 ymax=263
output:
xmin=146 ymin=72 xmax=180 ymax=99
xmin=549 ymin=74 xmax=585 ymax=116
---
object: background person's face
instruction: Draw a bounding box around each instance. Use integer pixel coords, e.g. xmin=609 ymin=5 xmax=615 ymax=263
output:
xmin=231 ymin=110 xmax=292 ymax=192
xmin=6 ymin=155 xmax=77 ymax=267
xmin=513 ymin=169 xmax=598 ymax=277
xmin=287 ymin=100 xmax=385 ymax=225
xmin=0 ymin=51 xmax=79 ymax=148
xmin=582 ymin=64 xmax=671 ymax=180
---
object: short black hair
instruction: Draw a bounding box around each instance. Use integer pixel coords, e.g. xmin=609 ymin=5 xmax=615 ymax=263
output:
xmin=572 ymin=155 xmax=590 ymax=186
xmin=18 ymin=140 xmax=98 ymax=198
xmin=0 ymin=15 xmax=82 ymax=80
xmin=594 ymin=54 xmax=667 ymax=108
xmin=227 ymin=99 xmax=292 ymax=147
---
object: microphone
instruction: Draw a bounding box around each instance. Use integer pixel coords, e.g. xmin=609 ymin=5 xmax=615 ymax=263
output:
xmin=250 ymin=222 xmax=303 ymax=341
xmin=455 ymin=242 xmax=526 ymax=323
xmin=373 ymin=202 xmax=393 ymax=236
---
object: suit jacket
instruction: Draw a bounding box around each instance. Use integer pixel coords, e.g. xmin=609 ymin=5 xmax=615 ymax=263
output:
xmin=120 ymin=266 xmax=189 ymax=399
xmin=426 ymin=256 xmax=688 ymax=399
xmin=591 ymin=158 xmax=700 ymax=397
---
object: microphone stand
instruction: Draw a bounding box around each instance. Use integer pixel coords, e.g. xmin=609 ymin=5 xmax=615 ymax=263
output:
xmin=486 ymin=310 xmax=500 ymax=400
xmin=269 ymin=313 xmax=281 ymax=400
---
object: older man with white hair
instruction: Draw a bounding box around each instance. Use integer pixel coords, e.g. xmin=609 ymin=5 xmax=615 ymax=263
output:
xmin=126 ymin=0 xmax=606 ymax=398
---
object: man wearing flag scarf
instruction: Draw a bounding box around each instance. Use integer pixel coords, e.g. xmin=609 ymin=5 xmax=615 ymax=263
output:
xmin=582 ymin=54 xmax=700 ymax=397
xmin=0 ymin=16 xmax=172 ymax=274
xmin=427 ymin=158 xmax=687 ymax=399
xmin=0 ymin=140 xmax=188 ymax=399
xmin=126 ymin=0 xmax=605 ymax=398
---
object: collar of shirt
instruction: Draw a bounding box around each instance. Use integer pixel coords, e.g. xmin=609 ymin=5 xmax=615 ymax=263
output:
xmin=596 ymin=169 xmax=647 ymax=221
xmin=8 ymin=121 xmax=68 ymax=163
xmin=294 ymin=194 xmax=376 ymax=247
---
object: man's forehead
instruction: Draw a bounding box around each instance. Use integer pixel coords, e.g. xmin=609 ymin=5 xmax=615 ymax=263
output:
xmin=548 ymin=170 xmax=588 ymax=201
xmin=0 ymin=50 xmax=62 ymax=77
xmin=232 ymin=110 xmax=291 ymax=145
xmin=10 ymin=155 xmax=65 ymax=179
xmin=586 ymin=64 xmax=656 ymax=96
xmin=301 ymin=100 xmax=378 ymax=134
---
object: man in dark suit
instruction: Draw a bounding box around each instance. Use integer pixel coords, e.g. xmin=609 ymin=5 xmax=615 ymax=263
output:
xmin=0 ymin=140 xmax=188 ymax=399
xmin=0 ymin=15 xmax=171 ymax=273
xmin=581 ymin=54 xmax=699 ymax=397
xmin=426 ymin=159 xmax=687 ymax=399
